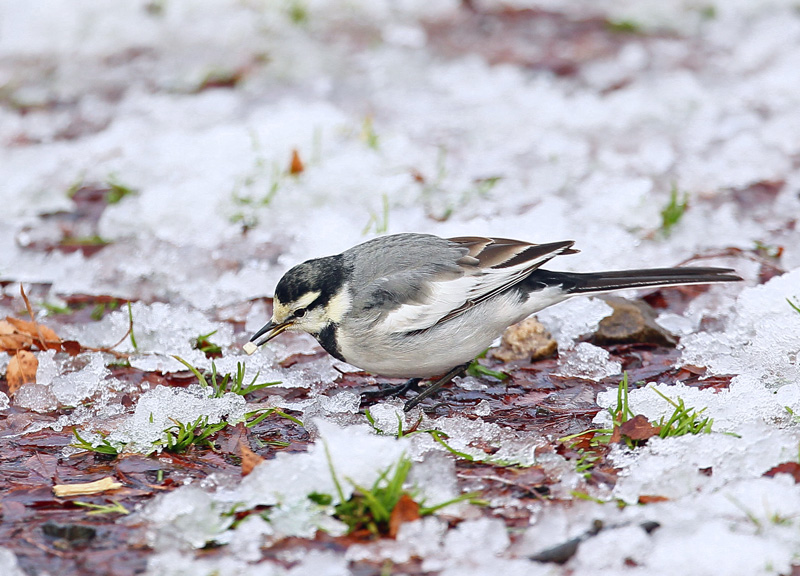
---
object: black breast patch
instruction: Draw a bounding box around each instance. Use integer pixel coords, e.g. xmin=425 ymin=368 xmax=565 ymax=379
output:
xmin=317 ymin=323 xmax=345 ymax=362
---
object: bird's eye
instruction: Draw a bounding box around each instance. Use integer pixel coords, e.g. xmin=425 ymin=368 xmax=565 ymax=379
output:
xmin=294 ymin=308 xmax=307 ymax=318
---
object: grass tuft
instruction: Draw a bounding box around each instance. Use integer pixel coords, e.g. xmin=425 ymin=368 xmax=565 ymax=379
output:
xmin=74 ymin=500 xmax=129 ymax=516
xmin=154 ymin=415 xmax=228 ymax=453
xmin=193 ymin=330 xmax=223 ymax=357
xmin=660 ymin=185 xmax=689 ymax=236
xmin=71 ymin=429 xmax=122 ymax=456
xmin=311 ymin=445 xmax=481 ymax=537
xmin=172 ymin=356 xmax=281 ymax=398
xmin=560 ymin=373 xmax=716 ymax=477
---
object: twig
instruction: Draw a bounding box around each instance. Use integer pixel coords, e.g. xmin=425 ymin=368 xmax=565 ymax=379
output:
xmin=20 ymin=284 xmax=52 ymax=351
xmin=94 ymin=303 xmax=136 ymax=356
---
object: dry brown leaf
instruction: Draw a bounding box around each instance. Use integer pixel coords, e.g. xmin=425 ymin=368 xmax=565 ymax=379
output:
xmin=619 ymin=414 xmax=660 ymax=441
xmin=388 ymin=493 xmax=420 ymax=538
xmin=0 ymin=332 xmax=33 ymax=353
xmin=62 ymin=340 xmax=82 ymax=356
xmin=53 ymin=476 xmax=123 ymax=497
xmin=638 ymin=494 xmax=670 ymax=504
xmin=764 ymin=461 xmax=800 ymax=483
xmin=7 ymin=350 xmax=38 ymax=394
xmin=289 ymin=148 xmax=304 ymax=175
xmin=5 ymin=316 xmax=61 ymax=350
xmin=239 ymin=440 xmax=265 ymax=476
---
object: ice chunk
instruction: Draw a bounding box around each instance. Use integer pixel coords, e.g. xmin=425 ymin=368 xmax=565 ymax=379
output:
xmin=572 ymin=523 xmax=654 ymax=571
xmin=555 ymin=342 xmax=622 ymax=381
xmin=680 ymin=268 xmax=800 ymax=386
xmin=514 ymin=504 xmax=586 ymax=558
xmin=51 ymin=354 xmax=110 ymax=406
xmin=315 ymin=391 xmax=361 ymax=415
xmin=423 ymin=518 xmax=546 ymax=576
xmin=644 ymin=513 xmax=791 ymax=576
xmin=144 ymin=551 xmax=271 ymax=576
xmin=215 ymin=515 xmax=275 ymax=562
xmin=366 ymin=402 xmax=408 ymax=435
xmin=34 ymin=349 xmax=59 ymax=385
xmin=0 ymin=548 xmax=25 ymax=576
xmin=14 ymin=382 xmax=58 ymax=413
xmin=655 ymin=311 xmax=697 ymax=337
xmin=286 ymin=550 xmax=351 ymax=576
xmin=611 ymin=422 xmax=800 ymax=504
xmin=61 ymin=302 xmax=232 ymax=373
xmin=346 ymin=516 xmax=448 ymax=564
xmin=105 ymin=385 xmax=246 ymax=454
xmin=537 ymin=298 xmax=613 ymax=349
xmin=141 ymin=485 xmax=233 ymax=550
xmin=0 ymin=392 xmax=9 ymax=411
xmin=408 ymin=414 xmax=543 ymax=466
xmin=408 ymin=451 xmax=460 ymax=511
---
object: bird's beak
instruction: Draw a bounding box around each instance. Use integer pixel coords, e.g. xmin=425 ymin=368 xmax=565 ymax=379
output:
xmin=249 ymin=319 xmax=293 ymax=347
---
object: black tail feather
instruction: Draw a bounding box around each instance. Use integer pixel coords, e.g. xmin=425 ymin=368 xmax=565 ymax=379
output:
xmin=529 ymin=267 xmax=742 ymax=294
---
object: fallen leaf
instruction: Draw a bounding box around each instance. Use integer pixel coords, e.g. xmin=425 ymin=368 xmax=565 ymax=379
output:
xmin=764 ymin=461 xmax=800 ymax=483
xmin=7 ymin=350 xmax=38 ymax=394
xmin=561 ymin=431 xmax=595 ymax=451
xmin=25 ymin=453 xmax=59 ymax=481
xmin=388 ymin=493 xmax=420 ymax=538
xmin=239 ymin=440 xmax=265 ymax=476
xmin=62 ymin=340 xmax=82 ymax=356
xmin=289 ymin=148 xmax=304 ymax=175
xmin=619 ymin=414 xmax=660 ymax=441
xmin=0 ymin=331 xmax=33 ymax=353
xmin=638 ymin=494 xmax=670 ymax=504
xmin=5 ymin=316 xmax=61 ymax=350
xmin=53 ymin=477 xmax=123 ymax=497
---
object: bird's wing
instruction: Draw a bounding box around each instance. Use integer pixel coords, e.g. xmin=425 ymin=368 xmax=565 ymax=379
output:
xmin=377 ymin=237 xmax=577 ymax=334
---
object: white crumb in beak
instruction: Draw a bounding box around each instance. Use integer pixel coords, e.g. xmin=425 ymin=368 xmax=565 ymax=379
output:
xmin=243 ymin=341 xmax=258 ymax=355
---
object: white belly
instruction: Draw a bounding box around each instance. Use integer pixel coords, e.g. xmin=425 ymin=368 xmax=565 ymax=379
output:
xmin=337 ymin=286 xmax=567 ymax=378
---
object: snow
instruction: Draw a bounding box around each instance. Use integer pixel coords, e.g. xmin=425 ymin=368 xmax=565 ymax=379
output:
xmin=680 ymin=268 xmax=800 ymax=386
xmin=106 ymin=385 xmax=247 ymax=454
xmin=2 ymin=0 xmax=800 ymax=573
xmin=555 ymin=342 xmax=623 ymax=381
xmin=0 ymin=548 xmax=25 ymax=576
xmin=138 ymin=420 xmax=433 ymax=548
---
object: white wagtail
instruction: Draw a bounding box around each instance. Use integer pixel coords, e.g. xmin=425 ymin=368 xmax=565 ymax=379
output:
xmin=245 ymin=234 xmax=740 ymax=410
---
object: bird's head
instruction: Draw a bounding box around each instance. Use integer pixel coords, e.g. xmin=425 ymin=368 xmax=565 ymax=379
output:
xmin=249 ymin=255 xmax=351 ymax=347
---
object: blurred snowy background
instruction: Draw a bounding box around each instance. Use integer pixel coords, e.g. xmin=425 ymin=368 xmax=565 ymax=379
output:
xmin=1 ymin=0 xmax=800 ymax=575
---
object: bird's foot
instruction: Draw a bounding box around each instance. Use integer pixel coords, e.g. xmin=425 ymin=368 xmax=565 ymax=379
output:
xmin=361 ymin=378 xmax=422 ymax=400
xmin=403 ymin=364 xmax=469 ymax=412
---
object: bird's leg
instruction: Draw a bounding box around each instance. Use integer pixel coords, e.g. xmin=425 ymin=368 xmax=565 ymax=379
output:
xmin=362 ymin=377 xmax=422 ymax=400
xmin=403 ymin=363 xmax=469 ymax=412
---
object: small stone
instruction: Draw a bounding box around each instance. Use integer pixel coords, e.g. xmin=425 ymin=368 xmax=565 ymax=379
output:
xmin=591 ymin=297 xmax=677 ymax=347
xmin=243 ymin=341 xmax=258 ymax=355
xmin=492 ymin=317 xmax=558 ymax=363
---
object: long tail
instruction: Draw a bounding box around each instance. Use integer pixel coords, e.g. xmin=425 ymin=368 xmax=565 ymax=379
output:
xmin=529 ymin=267 xmax=742 ymax=294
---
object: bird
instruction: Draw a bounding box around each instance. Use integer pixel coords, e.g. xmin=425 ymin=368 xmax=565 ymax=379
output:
xmin=245 ymin=233 xmax=741 ymax=411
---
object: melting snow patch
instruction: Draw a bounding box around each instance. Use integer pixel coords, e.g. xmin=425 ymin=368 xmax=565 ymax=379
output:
xmin=537 ymin=297 xmax=613 ymax=349
xmin=103 ymin=385 xmax=247 ymax=454
xmin=61 ymin=302 xmax=232 ymax=373
xmin=680 ymin=268 xmax=800 ymax=386
xmin=556 ymin=342 xmax=622 ymax=381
